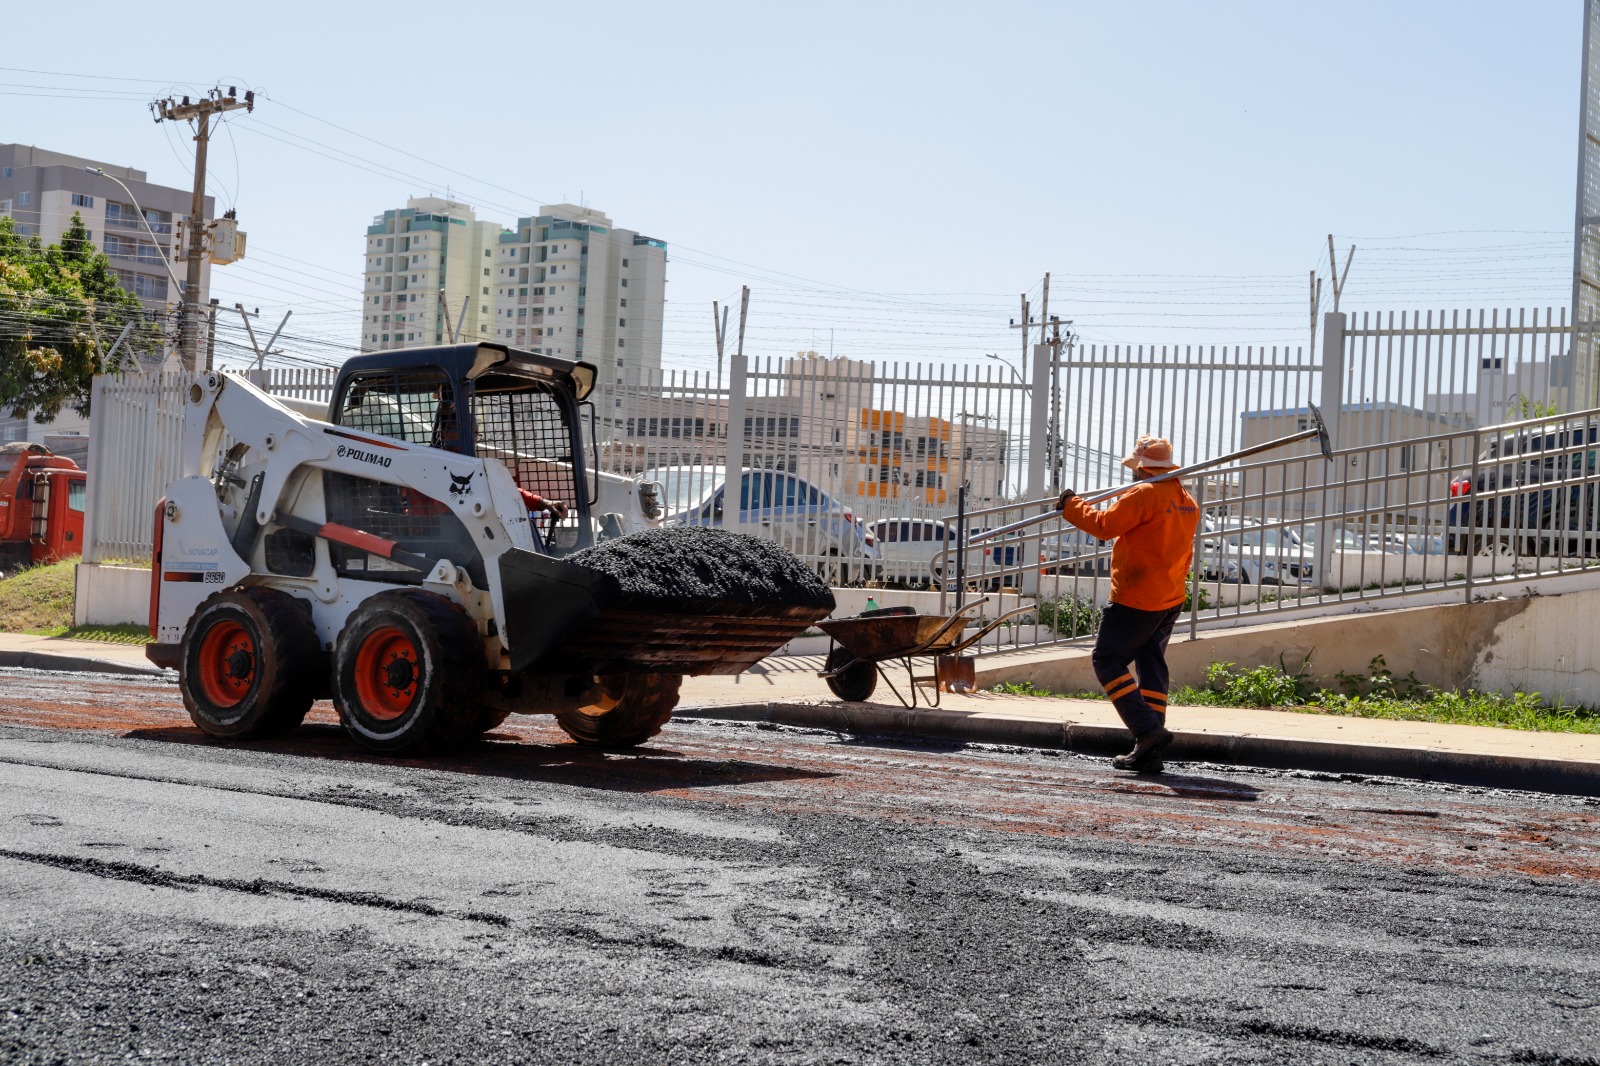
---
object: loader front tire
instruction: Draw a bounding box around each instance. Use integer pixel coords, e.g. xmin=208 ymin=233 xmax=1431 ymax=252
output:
xmin=180 ymin=586 xmax=319 ymax=739
xmin=332 ymin=590 xmax=486 ymax=754
xmin=555 ymin=674 xmax=681 ymax=748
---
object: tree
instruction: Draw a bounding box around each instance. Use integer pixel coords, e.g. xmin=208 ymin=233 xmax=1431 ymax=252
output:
xmin=1506 ymin=392 xmax=1561 ymax=420
xmin=0 ymin=212 xmax=161 ymax=422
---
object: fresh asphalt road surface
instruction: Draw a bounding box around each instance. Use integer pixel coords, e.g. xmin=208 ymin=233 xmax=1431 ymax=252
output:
xmin=3 ymin=668 xmax=1599 ymax=1065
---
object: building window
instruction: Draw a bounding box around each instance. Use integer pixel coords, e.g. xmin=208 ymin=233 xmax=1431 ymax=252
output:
xmin=0 ymin=167 xmax=10 ymax=178
xmin=17 ymin=192 xmax=30 ymax=206
xmin=618 ymin=318 xmax=625 ymax=327
xmin=617 ymin=338 xmax=625 ymax=347
xmin=483 ymin=268 xmax=490 ymax=276
xmin=70 ymin=193 xmax=94 ymax=208
xmin=619 ymin=298 xmax=627 ymax=308
xmin=622 ymin=258 xmax=629 ymax=267
xmin=620 ymin=278 xmax=628 ymax=287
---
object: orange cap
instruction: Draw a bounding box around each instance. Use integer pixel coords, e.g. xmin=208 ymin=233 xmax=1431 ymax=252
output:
xmin=1121 ymin=435 xmax=1179 ymax=471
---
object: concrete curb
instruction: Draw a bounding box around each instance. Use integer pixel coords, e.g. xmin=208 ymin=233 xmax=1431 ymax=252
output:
xmin=678 ymin=701 xmax=1600 ymax=798
xmin=0 ymin=649 xmax=168 ymax=678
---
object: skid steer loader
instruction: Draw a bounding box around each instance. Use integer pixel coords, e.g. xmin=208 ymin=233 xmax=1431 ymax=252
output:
xmin=146 ymin=343 xmax=830 ymax=753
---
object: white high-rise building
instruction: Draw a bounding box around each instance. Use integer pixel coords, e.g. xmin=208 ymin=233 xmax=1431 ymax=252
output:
xmin=361 ymin=197 xmax=500 ymax=351
xmin=490 ymin=204 xmax=667 ymax=408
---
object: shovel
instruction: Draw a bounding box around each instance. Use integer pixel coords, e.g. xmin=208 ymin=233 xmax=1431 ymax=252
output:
xmin=935 ymin=653 xmax=976 ymax=693
xmin=967 ymin=404 xmax=1336 ymax=547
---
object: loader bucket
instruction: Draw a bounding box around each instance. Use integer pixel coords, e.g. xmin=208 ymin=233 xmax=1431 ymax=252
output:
xmin=499 ymin=548 xmax=832 ymax=678
xmin=498 ymin=548 xmax=622 ymax=673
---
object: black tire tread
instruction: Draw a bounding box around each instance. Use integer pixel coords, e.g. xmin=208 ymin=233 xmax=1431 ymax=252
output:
xmin=236 ymin=585 xmax=321 ymax=734
xmin=555 ymin=674 xmax=681 ymax=748
xmin=180 ymin=585 xmax=319 ymax=739
xmin=332 ymin=590 xmax=487 ymax=753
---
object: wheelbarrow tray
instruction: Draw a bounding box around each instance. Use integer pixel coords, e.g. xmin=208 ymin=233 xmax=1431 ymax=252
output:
xmin=815 ymin=613 xmax=971 ymax=660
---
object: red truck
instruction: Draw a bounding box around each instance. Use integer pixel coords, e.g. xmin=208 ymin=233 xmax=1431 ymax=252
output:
xmin=0 ymin=441 xmax=87 ymax=571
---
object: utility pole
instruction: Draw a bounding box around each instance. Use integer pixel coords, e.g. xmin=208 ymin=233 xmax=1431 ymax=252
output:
xmin=204 ymin=298 xmax=219 ymax=372
xmin=152 ymin=86 xmax=254 ymax=373
xmin=1309 ymin=270 xmax=1323 ymax=355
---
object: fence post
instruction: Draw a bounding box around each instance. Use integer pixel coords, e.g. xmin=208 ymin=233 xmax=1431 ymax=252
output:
xmin=81 ymin=374 xmax=109 ymax=565
xmin=1314 ymin=311 xmax=1346 ymax=592
xmin=1022 ymin=342 xmax=1052 ymax=596
xmin=722 ymin=351 xmax=749 ymax=535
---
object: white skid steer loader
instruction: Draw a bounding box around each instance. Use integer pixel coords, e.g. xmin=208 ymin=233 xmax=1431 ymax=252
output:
xmin=146 ymin=344 xmax=829 ymax=753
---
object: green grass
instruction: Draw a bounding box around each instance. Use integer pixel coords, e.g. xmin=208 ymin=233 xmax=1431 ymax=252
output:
xmin=0 ymin=561 xmax=147 ymax=642
xmin=993 ymin=657 xmax=1600 ymax=735
xmin=1172 ymin=659 xmax=1600 ymax=735
xmin=56 ymin=623 xmax=149 ymax=645
xmin=990 ymin=681 xmax=1105 ymax=700
xmin=0 ymin=560 xmax=77 ymax=634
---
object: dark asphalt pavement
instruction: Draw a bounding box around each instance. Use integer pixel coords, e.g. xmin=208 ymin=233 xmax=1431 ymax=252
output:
xmin=2 ymin=667 xmax=1599 ymax=1064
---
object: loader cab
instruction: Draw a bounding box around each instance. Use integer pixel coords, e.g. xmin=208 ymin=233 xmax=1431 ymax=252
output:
xmin=328 ymin=344 xmax=597 ymax=567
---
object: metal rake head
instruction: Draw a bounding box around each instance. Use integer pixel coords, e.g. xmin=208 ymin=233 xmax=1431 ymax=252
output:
xmin=1307 ymin=403 xmax=1334 ymax=462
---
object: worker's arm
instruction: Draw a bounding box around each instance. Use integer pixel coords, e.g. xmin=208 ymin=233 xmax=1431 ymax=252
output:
xmin=1061 ymin=485 xmax=1150 ymax=541
xmin=517 ymin=488 xmax=569 ymax=520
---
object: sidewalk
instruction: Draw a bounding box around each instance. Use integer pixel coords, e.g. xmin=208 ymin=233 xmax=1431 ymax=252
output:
xmin=680 ymin=655 xmax=1600 ymax=796
xmin=2 ymin=633 xmax=1596 ymax=796
xmin=0 ymin=632 xmax=163 ymax=676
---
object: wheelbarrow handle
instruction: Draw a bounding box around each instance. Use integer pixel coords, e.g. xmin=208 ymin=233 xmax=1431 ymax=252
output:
xmin=911 ymin=598 xmax=991 ymax=654
xmin=942 ymin=603 xmax=1038 ymax=655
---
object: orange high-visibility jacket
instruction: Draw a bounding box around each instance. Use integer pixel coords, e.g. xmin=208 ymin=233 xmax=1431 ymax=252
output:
xmin=1061 ymin=479 xmax=1200 ymax=611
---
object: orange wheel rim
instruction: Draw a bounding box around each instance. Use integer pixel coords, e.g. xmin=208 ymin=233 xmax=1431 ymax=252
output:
xmin=353 ymin=625 xmax=419 ymax=721
xmin=197 ymin=619 xmax=255 ymax=708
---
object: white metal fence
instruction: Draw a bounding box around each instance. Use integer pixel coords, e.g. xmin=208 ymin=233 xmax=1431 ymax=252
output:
xmin=594 ymin=354 xmax=1028 ymax=581
xmin=81 ymin=367 xmax=335 ymax=564
xmin=79 ymin=310 xmax=1599 ymax=654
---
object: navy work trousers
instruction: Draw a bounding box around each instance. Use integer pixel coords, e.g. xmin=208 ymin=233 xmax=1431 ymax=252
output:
xmin=1091 ymin=602 xmax=1181 ymax=739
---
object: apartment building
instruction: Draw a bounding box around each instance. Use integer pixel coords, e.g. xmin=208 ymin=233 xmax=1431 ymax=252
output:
xmin=607 ymin=353 xmax=1009 ymax=515
xmin=0 ymin=143 xmax=210 ymax=314
xmin=0 ymin=144 xmax=212 ymax=441
xmin=361 ymin=197 xmax=499 ymax=351
xmin=491 ymin=204 xmax=667 ymax=410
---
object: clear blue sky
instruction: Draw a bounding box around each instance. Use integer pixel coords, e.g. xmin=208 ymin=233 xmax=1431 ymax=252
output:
xmin=1 ymin=0 xmax=1584 ymax=371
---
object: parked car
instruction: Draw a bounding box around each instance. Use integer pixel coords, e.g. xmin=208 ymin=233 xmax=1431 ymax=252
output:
xmin=1042 ymin=527 xmax=1112 ymax=576
xmin=868 ymin=518 xmax=955 ymax=587
xmin=647 ymin=466 xmax=878 ymax=582
xmin=1447 ymin=422 xmax=1600 ymax=556
xmin=1294 ymin=523 xmax=1365 ymax=552
xmin=1200 ymin=522 xmax=1315 ymax=585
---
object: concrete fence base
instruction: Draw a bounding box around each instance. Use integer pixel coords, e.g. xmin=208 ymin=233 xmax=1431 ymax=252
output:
xmin=74 ymin=563 xmax=150 ymax=627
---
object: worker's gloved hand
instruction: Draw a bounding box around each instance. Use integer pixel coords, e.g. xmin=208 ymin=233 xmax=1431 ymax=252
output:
xmin=544 ymin=499 xmax=569 ymax=521
xmin=1056 ymin=488 xmax=1077 ymax=512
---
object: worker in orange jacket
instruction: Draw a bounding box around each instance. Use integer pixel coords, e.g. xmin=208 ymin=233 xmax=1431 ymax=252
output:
xmin=1058 ymin=435 xmax=1199 ymax=773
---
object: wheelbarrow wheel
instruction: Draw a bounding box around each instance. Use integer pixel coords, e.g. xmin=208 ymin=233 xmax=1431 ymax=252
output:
xmin=825 ymin=648 xmax=877 ymax=702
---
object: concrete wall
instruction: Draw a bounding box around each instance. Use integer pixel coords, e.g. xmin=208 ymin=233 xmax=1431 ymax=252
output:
xmin=74 ymin=563 xmax=149 ymax=627
xmin=976 ymin=587 xmax=1600 ymax=706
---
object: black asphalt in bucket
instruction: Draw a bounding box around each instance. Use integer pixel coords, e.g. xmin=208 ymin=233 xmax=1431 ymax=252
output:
xmin=566 ymin=527 xmax=835 ymax=610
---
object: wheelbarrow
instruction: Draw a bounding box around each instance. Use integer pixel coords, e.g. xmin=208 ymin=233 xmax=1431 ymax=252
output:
xmin=815 ymin=598 xmax=1035 ymax=709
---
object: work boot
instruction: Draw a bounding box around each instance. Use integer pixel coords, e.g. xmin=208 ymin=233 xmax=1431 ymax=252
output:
xmin=1111 ymin=727 xmax=1173 ymax=773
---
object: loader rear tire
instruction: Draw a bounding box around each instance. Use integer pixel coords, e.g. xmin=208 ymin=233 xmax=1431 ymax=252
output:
xmin=555 ymin=674 xmax=681 ymax=748
xmin=180 ymin=586 xmax=319 ymax=739
xmin=332 ymin=590 xmax=486 ymax=754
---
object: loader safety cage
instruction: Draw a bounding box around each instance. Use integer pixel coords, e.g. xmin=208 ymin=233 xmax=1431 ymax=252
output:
xmin=327 ymin=343 xmax=600 ymax=571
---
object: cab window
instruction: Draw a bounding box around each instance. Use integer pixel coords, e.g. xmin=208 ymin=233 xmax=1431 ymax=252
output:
xmin=338 ymin=368 xmax=459 ymax=450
